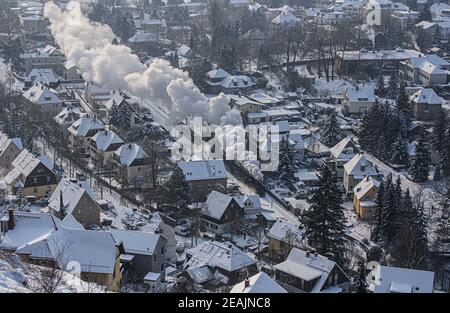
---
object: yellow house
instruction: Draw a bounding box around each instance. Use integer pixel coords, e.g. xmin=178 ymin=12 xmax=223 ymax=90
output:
xmin=353 ymin=176 xmax=380 ymax=220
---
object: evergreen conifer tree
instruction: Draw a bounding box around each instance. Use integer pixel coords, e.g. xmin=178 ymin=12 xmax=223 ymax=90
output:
xmin=409 ymin=134 xmax=431 ymax=182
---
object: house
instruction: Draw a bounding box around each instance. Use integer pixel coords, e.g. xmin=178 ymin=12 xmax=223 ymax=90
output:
xmin=270 ymin=9 xmax=300 ymax=31
xmin=4 ymin=150 xmax=57 ymax=198
xmin=104 ymin=91 xmax=137 ymax=127
xmin=47 ymin=178 xmax=101 ymax=229
xmin=353 ymin=176 xmax=380 ymax=220
xmin=68 ymin=115 xmax=104 ymax=158
xmin=14 ymin=226 xmax=122 ymax=291
xmin=201 ymin=191 xmax=243 ymax=235
xmin=336 ymin=48 xmax=421 ymax=75
xmin=235 ymin=194 xmax=268 ymax=221
xmin=113 ymin=143 xmax=152 ymax=187
xmin=343 ymin=153 xmax=378 ymax=196
xmin=90 ymin=130 xmax=124 ymax=170
xmin=267 ymin=219 xmax=305 ymax=260
xmin=409 ymin=88 xmax=443 ymax=121
xmin=0 ymin=133 xmax=23 ymax=176
xmin=392 ymin=10 xmax=419 ymax=28
xmin=143 ymin=212 xmax=177 ymax=263
xmin=53 ymin=106 xmax=86 ymax=139
xmin=110 ymin=229 xmax=167 ymax=281
xmin=205 ymin=68 xmax=254 ymax=94
xmin=400 ymin=55 xmax=450 ymax=86
xmin=85 ymin=82 xmax=111 ymax=107
xmin=24 ymin=68 xmax=60 ymax=89
xmin=369 ymin=264 xmax=435 ymax=293
xmin=343 ymin=85 xmax=376 ymax=114
xmin=228 ymin=95 xmax=264 ymax=115
xmin=230 ymin=272 xmax=287 ymax=293
xmin=184 ymin=240 xmax=257 ymax=285
xmin=0 ymin=210 xmax=60 ymax=252
xmin=20 ymin=45 xmax=66 ymax=75
xmin=22 ymin=83 xmax=63 ymax=118
xmin=63 ymin=60 xmax=83 ymax=81
xmin=329 ymin=137 xmax=361 ymax=178
xmin=274 ymin=247 xmax=351 ymax=293
xmin=178 ymin=160 xmax=228 ymax=202
xmin=246 ymin=109 xmax=301 ymax=124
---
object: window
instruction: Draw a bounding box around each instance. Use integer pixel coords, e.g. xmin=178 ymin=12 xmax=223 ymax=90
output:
xmin=33 ymin=188 xmax=38 ymax=193
xmin=161 ymin=247 xmax=164 ymax=254
xmin=154 ymin=254 xmax=157 ymax=262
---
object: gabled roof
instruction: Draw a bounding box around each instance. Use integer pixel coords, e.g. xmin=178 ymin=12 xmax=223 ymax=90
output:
xmin=330 ymin=137 xmax=360 ymax=161
xmin=353 ymin=176 xmax=380 ymax=200
xmin=0 ymin=133 xmax=23 ymax=157
xmin=0 ymin=211 xmax=60 ymax=250
xmin=53 ymin=106 xmax=86 ymax=126
xmin=230 ymin=272 xmax=287 ymax=293
xmin=343 ymin=153 xmax=377 ymax=178
xmin=68 ymin=115 xmax=104 ymax=137
xmin=104 ymin=91 xmax=129 ymax=110
xmin=203 ymin=191 xmax=237 ymax=220
xmin=15 ymin=227 xmax=119 ymax=274
xmin=25 ymin=68 xmax=60 ymax=85
xmin=178 ymin=160 xmax=227 ymax=181
xmin=91 ymin=130 xmax=124 ymax=152
xmin=23 ymin=83 xmax=61 ymax=105
xmin=410 ymin=88 xmax=443 ymax=105
xmin=206 ymin=68 xmax=231 ymax=80
xmin=11 ymin=150 xmax=53 ymax=177
xmin=47 ymin=178 xmax=93 ymax=215
xmin=345 ymin=85 xmax=375 ymax=103
xmin=268 ymin=219 xmax=304 ymax=243
xmin=185 ymin=240 xmax=256 ymax=272
xmin=110 ymin=229 xmax=163 ymax=256
xmin=370 ymin=265 xmax=435 ymax=293
xmin=271 ymin=11 xmax=300 ymax=25
xmin=114 ymin=143 xmax=148 ymax=166
xmin=274 ymin=248 xmax=341 ymax=292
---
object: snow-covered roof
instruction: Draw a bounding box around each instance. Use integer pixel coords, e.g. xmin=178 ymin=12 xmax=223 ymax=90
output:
xmin=337 ymin=49 xmax=421 ymax=61
xmin=22 ymin=83 xmax=61 ymax=105
xmin=20 ymin=45 xmax=60 ymax=59
xmin=330 ymin=137 xmax=360 ymax=161
xmin=343 ymin=153 xmax=377 ymax=178
xmin=0 ymin=133 xmax=23 ymax=158
xmin=15 ymin=227 xmax=119 ymax=274
xmin=345 ymin=85 xmax=375 ymax=103
xmin=53 ymin=106 xmax=86 ymax=126
xmin=353 ymin=176 xmax=380 ymax=200
xmin=243 ymin=28 xmax=266 ymax=40
xmin=206 ymin=68 xmax=231 ymax=80
xmin=68 ymin=115 xmax=104 ymax=137
xmin=274 ymin=248 xmax=340 ymax=292
xmin=61 ymin=214 xmax=84 ymax=230
xmin=110 ymin=229 xmax=162 ymax=256
xmin=203 ymin=191 xmax=237 ymax=220
xmin=230 ymin=272 xmax=287 ymax=293
xmin=114 ymin=143 xmax=149 ymax=166
xmin=91 ymin=130 xmax=124 ymax=152
xmin=178 ymin=160 xmax=228 ymax=181
xmin=129 ymin=31 xmax=158 ymax=43
xmin=104 ymin=91 xmax=129 ymax=110
xmin=410 ymin=88 xmax=443 ymax=105
xmin=271 ymin=10 xmax=300 ymax=25
xmin=185 ymin=241 xmax=256 ymax=272
xmin=236 ymin=194 xmax=261 ymax=210
xmin=25 ymin=68 xmax=60 ymax=85
xmin=186 ymin=265 xmax=213 ymax=284
xmin=268 ymin=219 xmax=304 ymax=243
xmin=10 ymin=149 xmax=53 ymax=177
xmin=47 ymin=178 xmax=93 ymax=215
xmin=219 ymin=75 xmax=253 ymax=89
xmin=370 ymin=265 xmax=435 ymax=293
xmin=0 ymin=212 xmax=60 ymax=250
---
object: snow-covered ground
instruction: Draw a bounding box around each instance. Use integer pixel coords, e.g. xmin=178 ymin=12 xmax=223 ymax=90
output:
xmin=0 ymin=253 xmax=104 ymax=293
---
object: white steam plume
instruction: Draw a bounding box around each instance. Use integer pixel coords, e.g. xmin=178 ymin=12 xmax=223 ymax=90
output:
xmin=44 ymin=1 xmax=242 ymax=125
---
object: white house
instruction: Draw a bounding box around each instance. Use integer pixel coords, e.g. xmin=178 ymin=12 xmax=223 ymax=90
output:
xmin=369 ymin=265 xmax=435 ymax=293
xmin=230 ymin=272 xmax=287 ymax=293
xmin=22 ymin=83 xmax=63 ymax=117
xmin=343 ymin=85 xmax=376 ymax=114
xmin=343 ymin=153 xmax=378 ymax=195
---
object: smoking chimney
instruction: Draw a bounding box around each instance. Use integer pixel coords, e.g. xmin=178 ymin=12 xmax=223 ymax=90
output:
xmin=7 ymin=208 xmax=15 ymax=230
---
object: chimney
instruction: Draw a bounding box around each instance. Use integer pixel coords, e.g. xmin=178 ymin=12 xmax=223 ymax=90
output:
xmin=7 ymin=208 xmax=15 ymax=230
xmin=244 ymin=279 xmax=250 ymax=289
xmin=306 ymin=251 xmax=310 ymax=257
xmin=60 ymin=190 xmax=64 ymax=210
